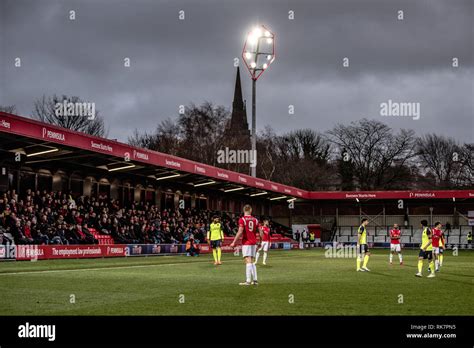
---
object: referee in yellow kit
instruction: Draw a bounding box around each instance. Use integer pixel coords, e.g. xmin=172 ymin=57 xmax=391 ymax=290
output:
xmin=207 ymin=216 xmax=224 ymax=265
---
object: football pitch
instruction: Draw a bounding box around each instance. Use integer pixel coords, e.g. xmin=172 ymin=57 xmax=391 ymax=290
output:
xmin=1 ymin=249 xmax=472 ymax=316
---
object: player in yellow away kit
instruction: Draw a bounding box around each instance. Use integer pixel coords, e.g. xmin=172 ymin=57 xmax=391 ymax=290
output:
xmin=356 ymin=218 xmax=371 ymax=272
xmin=207 ymin=216 xmax=224 ymax=265
xmin=416 ymin=219 xmax=435 ymax=278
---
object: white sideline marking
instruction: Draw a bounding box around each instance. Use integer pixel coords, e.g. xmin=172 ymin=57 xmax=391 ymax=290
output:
xmin=0 ymin=259 xmax=219 ymax=276
xmin=0 ymin=253 xmax=304 ymax=276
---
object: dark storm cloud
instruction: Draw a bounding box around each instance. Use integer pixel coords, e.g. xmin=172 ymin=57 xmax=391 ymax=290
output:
xmin=1 ymin=0 xmax=473 ymax=142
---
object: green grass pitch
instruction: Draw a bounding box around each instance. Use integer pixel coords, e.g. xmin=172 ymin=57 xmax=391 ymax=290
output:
xmin=0 ymin=249 xmax=472 ymax=316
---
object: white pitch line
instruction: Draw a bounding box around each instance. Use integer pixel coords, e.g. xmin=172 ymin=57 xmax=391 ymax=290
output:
xmin=0 ymin=260 xmax=223 ymax=276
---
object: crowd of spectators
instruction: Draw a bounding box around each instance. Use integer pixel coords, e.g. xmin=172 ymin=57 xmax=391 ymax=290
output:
xmin=0 ymin=189 xmax=262 ymax=246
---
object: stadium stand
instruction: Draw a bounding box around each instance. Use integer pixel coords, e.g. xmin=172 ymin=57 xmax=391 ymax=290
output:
xmin=0 ymin=189 xmax=290 ymax=246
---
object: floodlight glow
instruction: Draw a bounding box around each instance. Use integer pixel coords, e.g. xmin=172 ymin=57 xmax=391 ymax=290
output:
xmin=242 ymin=24 xmax=275 ymax=81
xmin=253 ymin=27 xmax=262 ymax=37
xmin=248 ymin=34 xmax=257 ymax=45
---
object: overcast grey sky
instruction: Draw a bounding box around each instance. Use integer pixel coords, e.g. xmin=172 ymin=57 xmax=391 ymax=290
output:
xmin=1 ymin=0 xmax=473 ymax=143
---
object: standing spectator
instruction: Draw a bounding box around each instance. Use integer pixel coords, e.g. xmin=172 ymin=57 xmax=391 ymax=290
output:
xmin=302 ymin=228 xmax=308 ymax=243
xmin=445 ymin=222 xmax=451 ymax=234
xmin=309 ymin=231 xmax=315 ymax=245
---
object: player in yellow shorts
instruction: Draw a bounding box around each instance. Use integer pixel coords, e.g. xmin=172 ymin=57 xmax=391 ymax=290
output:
xmin=356 ymin=218 xmax=371 ymax=272
xmin=416 ymin=220 xmax=435 ymax=278
xmin=207 ymin=216 xmax=224 ymax=265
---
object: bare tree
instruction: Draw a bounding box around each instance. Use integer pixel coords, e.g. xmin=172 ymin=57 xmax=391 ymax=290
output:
xmin=32 ymin=95 xmax=107 ymax=137
xmin=177 ymin=102 xmax=229 ymax=166
xmin=129 ymin=102 xmax=229 ymax=165
xmin=265 ymin=129 xmax=336 ymax=190
xmin=256 ymin=126 xmax=278 ymax=180
xmin=277 ymin=129 xmax=331 ymax=163
xmin=328 ymin=119 xmax=416 ymax=190
xmin=417 ymin=134 xmax=472 ymax=187
xmin=458 ymin=144 xmax=474 ymax=186
xmin=0 ymin=105 xmax=17 ymax=114
xmin=128 ymin=118 xmax=181 ymax=155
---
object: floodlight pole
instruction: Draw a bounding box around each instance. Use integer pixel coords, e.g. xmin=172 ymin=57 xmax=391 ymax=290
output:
xmin=243 ymin=25 xmax=275 ymax=177
xmin=251 ymin=78 xmax=257 ymax=177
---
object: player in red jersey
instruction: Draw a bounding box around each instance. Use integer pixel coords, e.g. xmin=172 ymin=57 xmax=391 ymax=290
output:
xmin=255 ymin=218 xmax=271 ymax=265
xmin=431 ymin=221 xmax=444 ymax=272
xmin=230 ymin=204 xmax=263 ymax=286
xmin=389 ymin=224 xmax=403 ymax=265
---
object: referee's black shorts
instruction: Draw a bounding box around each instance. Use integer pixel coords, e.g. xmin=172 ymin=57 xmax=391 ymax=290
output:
xmin=210 ymin=240 xmax=222 ymax=249
xmin=418 ymin=249 xmax=433 ymax=260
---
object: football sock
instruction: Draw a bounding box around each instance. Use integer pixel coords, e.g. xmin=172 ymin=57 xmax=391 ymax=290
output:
xmin=252 ymin=264 xmax=258 ymax=281
xmin=417 ymin=260 xmax=423 ymax=273
xmin=217 ymin=248 xmax=221 ymax=262
xmin=435 ymin=259 xmax=439 ymax=271
xmin=356 ymin=257 xmax=361 ymax=270
xmin=429 ymin=261 xmax=435 ymax=274
xmin=439 ymin=254 xmax=443 ymax=266
xmin=389 ymin=254 xmax=393 ymax=263
xmin=255 ymin=251 xmax=260 ymax=263
xmin=212 ymin=249 xmax=217 ymax=263
xmin=363 ymin=255 xmax=369 ymax=268
xmin=398 ymin=253 xmax=403 ymax=262
xmin=263 ymin=252 xmax=267 ymax=264
xmin=246 ymin=263 xmax=252 ymax=283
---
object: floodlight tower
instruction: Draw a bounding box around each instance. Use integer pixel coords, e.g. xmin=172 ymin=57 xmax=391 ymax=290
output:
xmin=242 ymin=25 xmax=275 ymax=177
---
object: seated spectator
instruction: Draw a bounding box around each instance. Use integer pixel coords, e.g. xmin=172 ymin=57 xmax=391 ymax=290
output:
xmin=185 ymin=238 xmax=200 ymax=257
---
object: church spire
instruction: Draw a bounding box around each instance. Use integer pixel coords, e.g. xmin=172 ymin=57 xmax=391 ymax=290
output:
xmin=232 ymin=66 xmax=244 ymax=111
xmin=223 ymin=66 xmax=251 ymax=152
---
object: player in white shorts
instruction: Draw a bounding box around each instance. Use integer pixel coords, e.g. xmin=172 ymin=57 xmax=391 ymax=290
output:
xmin=230 ymin=204 xmax=263 ymax=286
xmin=255 ymin=218 xmax=271 ymax=265
xmin=389 ymin=224 xmax=403 ymax=265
